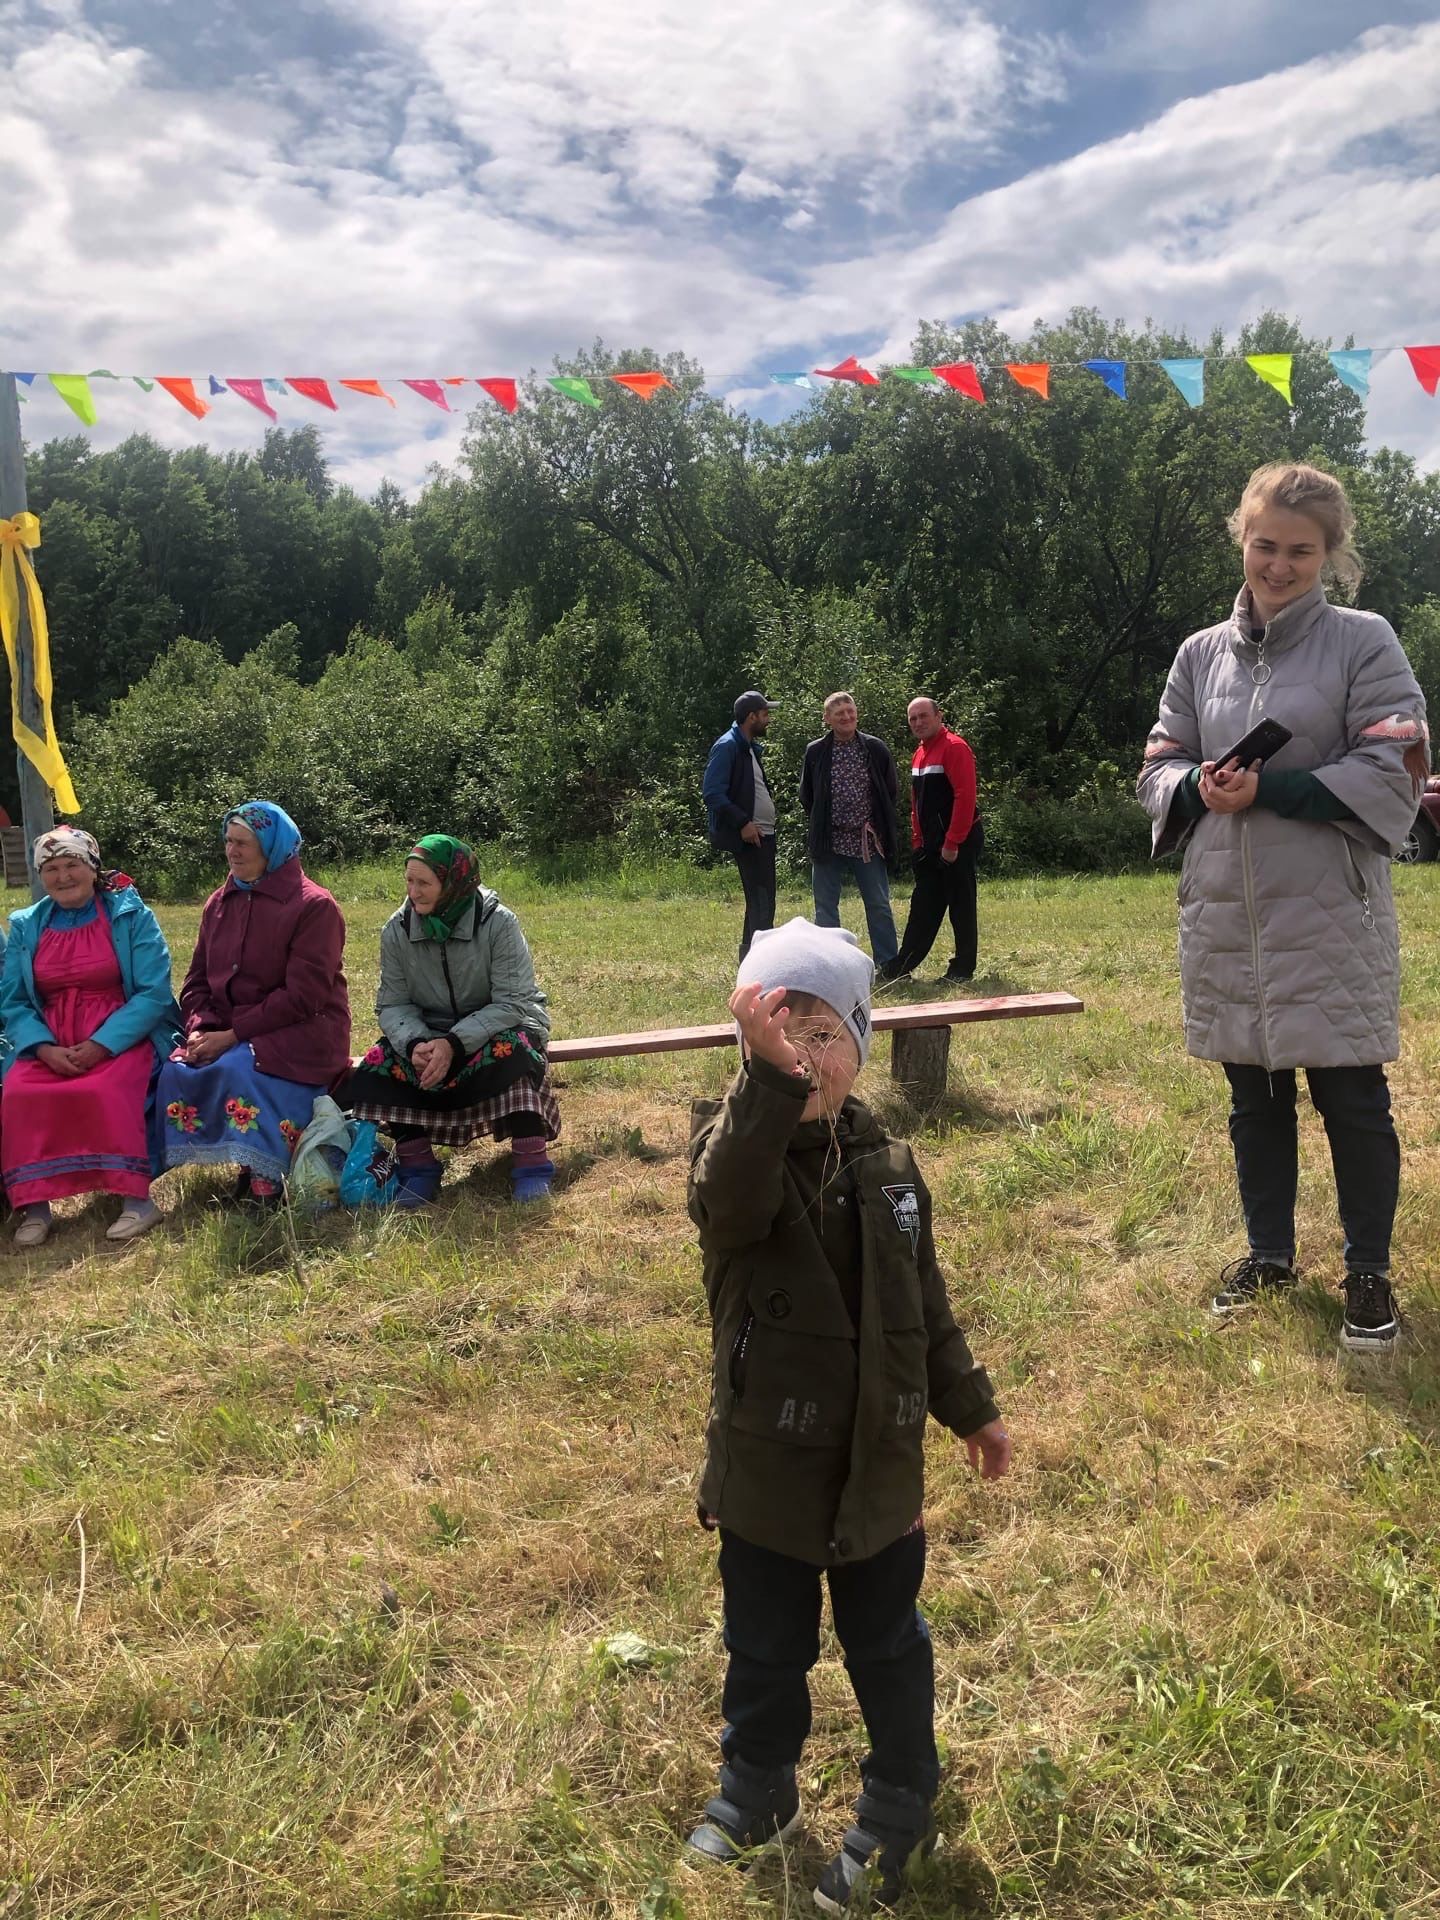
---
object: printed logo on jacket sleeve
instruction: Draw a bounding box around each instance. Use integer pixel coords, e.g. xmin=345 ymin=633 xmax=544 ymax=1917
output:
xmin=881 ymin=1183 xmax=920 ymax=1253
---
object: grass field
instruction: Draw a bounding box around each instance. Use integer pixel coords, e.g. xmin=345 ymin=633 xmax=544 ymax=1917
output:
xmin=2 ymin=861 xmax=1438 ymax=1920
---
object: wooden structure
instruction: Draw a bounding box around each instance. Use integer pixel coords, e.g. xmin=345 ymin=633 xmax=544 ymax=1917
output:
xmin=546 ymin=991 xmax=1084 ymax=1098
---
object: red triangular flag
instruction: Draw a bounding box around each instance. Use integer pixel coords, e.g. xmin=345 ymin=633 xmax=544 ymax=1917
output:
xmin=339 ymin=379 xmax=396 ymax=407
xmin=227 ymin=379 xmax=277 ymax=420
xmin=1005 ymin=362 xmax=1050 ymax=399
xmin=612 ymin=372 xmax=671 ymax=400
xmin=1405 ymin=346 xmax=1440 ymax=396
xmin=402 ymin=379 xmax=451 ymax=411
xmin=814 ymin=355 xmax=879 ymax=386
xmin=477 ymin=378 xmax=519 ymax=414
xmin=932 ymin=362 xmax=985 ymax=403
xmin=155 ymin=376 xmax=209 ymax=420
xmin=286 ymin=377 xmax=338 ymax=410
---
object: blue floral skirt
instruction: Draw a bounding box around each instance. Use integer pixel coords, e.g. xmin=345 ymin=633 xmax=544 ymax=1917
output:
xmin=155 ymin=1043 xmax=326 ymax=1187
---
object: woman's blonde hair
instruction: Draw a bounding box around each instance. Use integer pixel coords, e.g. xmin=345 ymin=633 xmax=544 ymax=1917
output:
xmin=1227 ymin=463 xmax=1363 ymax=591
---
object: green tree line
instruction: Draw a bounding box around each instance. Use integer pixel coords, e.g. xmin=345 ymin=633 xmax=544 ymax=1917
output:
xmin=16 ymin=310 xmax=1440 ymax=885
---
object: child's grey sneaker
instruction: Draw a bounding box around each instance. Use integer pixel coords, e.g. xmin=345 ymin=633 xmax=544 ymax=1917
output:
xmin=1340 ymin=1271 xmax=1401 ymax=1354
xmin=813 ymin=1778 xmax=937 ymax=1912
xmin=1211 ymin=1253 xmax=1297 ymax=1316
xmin=684 ymin=1755 xmax=800 ymax=1868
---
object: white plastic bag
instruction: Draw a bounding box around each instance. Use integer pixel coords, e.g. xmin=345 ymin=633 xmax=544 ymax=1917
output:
xmin=288 ymin=1094 xmax=354 ymax=1209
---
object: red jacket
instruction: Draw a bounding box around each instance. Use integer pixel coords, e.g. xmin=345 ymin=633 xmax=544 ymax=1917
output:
xmin=180 ymin=860 xmax=351 ymax=1085
xmin=909 ymin=728 xmax=977 ymax=852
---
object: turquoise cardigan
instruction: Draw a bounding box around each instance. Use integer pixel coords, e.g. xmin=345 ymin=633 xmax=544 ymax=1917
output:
xmin=0 ymin=887 xmax=182 ymax=1080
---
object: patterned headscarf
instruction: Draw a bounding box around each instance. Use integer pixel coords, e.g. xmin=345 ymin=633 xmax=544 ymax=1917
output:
xmin=407 ymin=834 xmax=480 ymax=941
xmin=223 ymin=801 xmax=303 ymax=889
xmin=32 ymin=826 xmax=133 ymax=896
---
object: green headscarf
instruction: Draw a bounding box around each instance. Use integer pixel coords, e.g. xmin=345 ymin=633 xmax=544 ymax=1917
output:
xmin=407 ymin=835 xmax=480 ymax=942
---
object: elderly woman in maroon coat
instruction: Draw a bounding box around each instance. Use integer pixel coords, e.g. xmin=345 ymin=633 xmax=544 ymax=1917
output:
xmin=155 ymin=801 xmax=350 ymax=1201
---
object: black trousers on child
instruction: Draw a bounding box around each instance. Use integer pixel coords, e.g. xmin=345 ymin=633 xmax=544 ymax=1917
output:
xmin=717 ymin=1525 xmax=938 ymax=1800
xmin=733 ymin=834 xmax=777 ymax=962
xmin=1222 ymin=1063 xmax=1400 ymax=1272
xmin=894 ymin=823 xmax=983 ymax=978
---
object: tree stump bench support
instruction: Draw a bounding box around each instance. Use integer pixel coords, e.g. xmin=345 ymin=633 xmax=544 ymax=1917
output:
xmin=546 ymin=992 xmax=1084 ymax=1100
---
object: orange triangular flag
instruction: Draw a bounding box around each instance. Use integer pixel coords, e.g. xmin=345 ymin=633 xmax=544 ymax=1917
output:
xmin=932 ymin=362 xmax=985 ymax=403
xmin=612 ymin=372 xmax=671 ymax=400
xmin=286 ymin=377 xmax=338 ymax=410
xmin=155 ymin=376 xmax=210 ymax=420
xmin=339 ymin=379 xmax=396 ymax=406
xmin=1005 ymin=362 xmax=1050 ymax=399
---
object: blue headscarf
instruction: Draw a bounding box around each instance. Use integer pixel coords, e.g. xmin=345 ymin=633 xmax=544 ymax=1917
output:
xmin=224 ymin=800 xmax=303 ymax=889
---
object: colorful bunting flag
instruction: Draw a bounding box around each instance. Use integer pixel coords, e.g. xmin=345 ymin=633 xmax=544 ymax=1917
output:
xmin=478 ymin=378 xmax=519 ymax=414
xmin=49 ymin=374 xmax=97 ymax=425
xmin=208 ymin=376 xmax=226 ymax=396
xmin=1005 ymin=362 xmax=1050 ymax=399
xmin=132 ymin=377 xmax=155 ymax=392
xmin=932 ymin=362 xmax=985 ymax=403
xmin=770 ymin=372 xmax=813 ymax=389
xmin=814 ymin=356 xmax=879 ymax=386
xmin=1405 ymin=346 xmax=1440 ymax=396
xmin=1084 ymin=358 xmax=1126 ymax=399
xmin=339 ymin=379 xmax=395 ymax=406
xmin=13 ymin=373 xmax=35 ymax=384
xmin=402 ymin=379 xmax=452 ymax=411
xmin=286 ymin=377 xmax=339 ymax=410
xmin=264 ymin=379 xmax=287 ymax=396
xmin=612 ymin=372 xmax=671 ymax=400
xmin=549 ymin=376 xmax=601 ymax=408
xmin=892 ymin=368 xmax=942 ymax=385
xmin=156 ymin=377 xmax=209 ymax=420
xmin=1246 ymin=354 xmax=1293 ymax=405
xmin=1160 ymin=358 xmax=1204 ymax=408
xmin=227 ymin=379 xmax=278 ymax=421
xmin=443 ymin=377 xmax=468 ymax=386
xmin=1328 ymin=349 xmax=1371 ymax=398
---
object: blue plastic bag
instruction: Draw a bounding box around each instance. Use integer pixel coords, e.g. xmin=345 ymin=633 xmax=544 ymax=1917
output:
xmin=338 ymin=1120 xmax=400 ymax=1209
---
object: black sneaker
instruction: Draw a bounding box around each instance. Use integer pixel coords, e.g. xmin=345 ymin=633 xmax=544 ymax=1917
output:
xmin=813 ymin=1778 xmax=936 ymax=1912
xmin=941 ymin=964 xmax=974 ymax=982
xmin=1211 ymin=1254 xmax=1297 ymax=1316
xmin=1340 ymin=1271 xmax=1401 ymax=1354
xmin=684 ymin=1755 xmax=801 ymax=1869
xmin=875 ymin=959 xmax=912 ymax=985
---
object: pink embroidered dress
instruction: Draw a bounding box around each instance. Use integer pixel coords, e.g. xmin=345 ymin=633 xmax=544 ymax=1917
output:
xmin=1 ymin=915 xmax=153 ymax=1204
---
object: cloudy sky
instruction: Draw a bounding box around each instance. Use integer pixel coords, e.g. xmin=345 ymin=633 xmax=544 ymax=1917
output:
xmin=5 ymin=0 xmax=1439 ymax=494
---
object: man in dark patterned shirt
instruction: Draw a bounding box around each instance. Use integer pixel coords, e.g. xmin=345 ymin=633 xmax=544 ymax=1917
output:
xmin=798 ymin=692 xmax=901 ymax=968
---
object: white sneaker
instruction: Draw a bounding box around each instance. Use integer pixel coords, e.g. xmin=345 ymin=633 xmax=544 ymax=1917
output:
xmin=13 ymin=1204 xmax=52 ymax=1249
xmin=106 ymin=1198 xmax=162 ymax=1243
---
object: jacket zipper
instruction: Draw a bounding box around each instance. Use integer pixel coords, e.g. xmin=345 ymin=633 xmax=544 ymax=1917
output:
xmin=439 ymin=944 xmax=462 ymax=1022
xmin=1240 ymin=814 xmax=1271 ymax=1070
xmin=1341 ymin=842 xmax=1377 ymax=930
xmin=729 ymin=1309 xmax=754 ymax=1401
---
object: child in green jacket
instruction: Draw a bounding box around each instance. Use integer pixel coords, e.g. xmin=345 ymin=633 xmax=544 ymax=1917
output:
xmin=685 ymin=917 xmax=1011 ymax=1910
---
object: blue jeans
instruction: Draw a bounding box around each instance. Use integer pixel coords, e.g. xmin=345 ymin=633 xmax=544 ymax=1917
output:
xmin=717 ymin=1526 xmax=938 ymax=1798
xmin=1222 ymin=1063 xmax=1400 ymax=1272
xmin=811 ymin=854 xmax=899 ymax=965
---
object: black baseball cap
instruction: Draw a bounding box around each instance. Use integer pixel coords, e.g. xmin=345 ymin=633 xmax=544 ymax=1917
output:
xmin=734 ymin=690 xmax=779 ymax=723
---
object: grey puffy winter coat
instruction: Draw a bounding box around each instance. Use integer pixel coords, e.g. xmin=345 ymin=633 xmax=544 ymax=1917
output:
xmin=1137 ymin=584 xmax=1427 ymax=1070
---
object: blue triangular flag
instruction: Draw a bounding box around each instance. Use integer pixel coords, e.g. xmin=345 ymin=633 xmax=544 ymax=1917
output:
xmin=769 ymin=372 xmax=814 ymax=389
xmin=13 ymin=372 xmax=36 ymax=384
xmin=208 ymin=375 xmax=226 ymax=395
xmin=1328 ymin=349 xmax=1371 ymax=399
xmin=1159 ymin=358 xmax=1204 ymax=408
xmin=264 ymin=378 xmax=287 ymax=395
xmin=1084 ymin=358 xmax=1126 ymax=399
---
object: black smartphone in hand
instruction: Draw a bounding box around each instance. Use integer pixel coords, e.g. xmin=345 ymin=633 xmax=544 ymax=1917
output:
xmin=1212 ymin=718 xmax=1292 ymax=770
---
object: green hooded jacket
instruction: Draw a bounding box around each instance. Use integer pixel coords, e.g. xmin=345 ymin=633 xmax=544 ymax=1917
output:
xmin=688 ymin=1054 xmax=999 ymax=1568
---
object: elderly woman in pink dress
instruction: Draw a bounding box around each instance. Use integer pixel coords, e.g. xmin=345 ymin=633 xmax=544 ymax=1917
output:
xmin=1 ymin=828 xmax=180 ymax=1249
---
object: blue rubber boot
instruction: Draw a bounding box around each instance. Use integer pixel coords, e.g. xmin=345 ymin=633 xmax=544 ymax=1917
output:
xmin=510 ymin=1157 xmax=555 ymax=1203
xmin=394 ymin=1163 xmax=443 ymax=1210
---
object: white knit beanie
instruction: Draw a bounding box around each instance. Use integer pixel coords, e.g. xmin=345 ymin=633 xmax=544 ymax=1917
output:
xmin=736 ymin=917 xmax=874 ymax=1065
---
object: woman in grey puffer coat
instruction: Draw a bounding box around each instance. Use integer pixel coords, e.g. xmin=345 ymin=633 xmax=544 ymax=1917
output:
xmin=1138 ymin=463 xmax=1428 ymax=1352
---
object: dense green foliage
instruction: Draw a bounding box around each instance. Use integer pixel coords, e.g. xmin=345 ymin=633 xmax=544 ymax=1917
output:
xmin=18 ymin=312 xmax=1440 ymax=883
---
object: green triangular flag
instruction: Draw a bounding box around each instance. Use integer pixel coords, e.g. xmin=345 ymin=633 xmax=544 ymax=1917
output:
xmin=1246 ymin=354 xmax=1293 ymax=406
xmin=892 ymin=367 xmax=942 ymax=385
xmin=49 ymin=373 xmax=98 ymax=425
xmin=132 ymin=377 xmax=155 ymax=392
xmin=549 ymin=375 xmax=601 ymax=409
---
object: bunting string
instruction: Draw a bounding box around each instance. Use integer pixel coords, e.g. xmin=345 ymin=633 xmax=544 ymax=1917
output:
xmin=2 ymin=344 xmax=1437 ymax=426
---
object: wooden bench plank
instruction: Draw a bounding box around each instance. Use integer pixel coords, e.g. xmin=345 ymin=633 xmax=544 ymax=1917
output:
xmin=545 ymin=992 xmax=1083 ymax=1063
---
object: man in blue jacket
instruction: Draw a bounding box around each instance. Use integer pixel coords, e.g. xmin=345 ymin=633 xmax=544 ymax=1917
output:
xmin=703 ymin=691 xmax=780 ymax=960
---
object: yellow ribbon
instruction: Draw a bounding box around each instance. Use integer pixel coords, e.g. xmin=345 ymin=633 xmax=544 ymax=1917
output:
xmin=0 ymin=512 xmax=80 ymax=815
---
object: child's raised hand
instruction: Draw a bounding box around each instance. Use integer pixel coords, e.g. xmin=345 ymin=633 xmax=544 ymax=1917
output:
xmin=729 ymin=983 xmax=805 ymax=1078
xmin=964 ymin=1418 xmax=1013 ymax=1481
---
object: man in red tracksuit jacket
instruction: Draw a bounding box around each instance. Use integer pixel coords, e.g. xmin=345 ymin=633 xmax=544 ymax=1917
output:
xmin=879 ymin=697 xmax=983 ymax=984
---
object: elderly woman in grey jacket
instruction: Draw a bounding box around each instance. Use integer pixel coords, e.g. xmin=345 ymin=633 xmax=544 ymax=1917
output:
xmin=340 ymin=836 xmax=558 ymax=1205
xmin=1138 ymin=463 xmax=1427 ymax=1353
